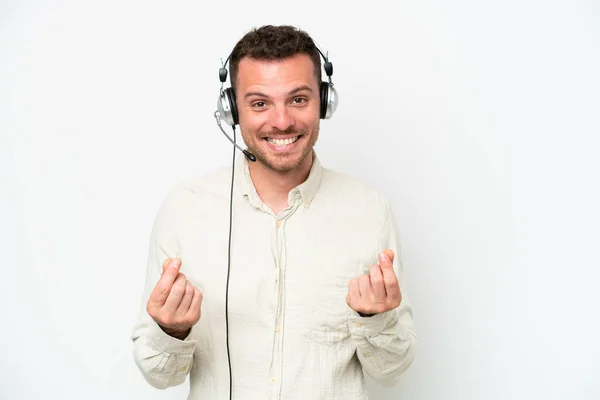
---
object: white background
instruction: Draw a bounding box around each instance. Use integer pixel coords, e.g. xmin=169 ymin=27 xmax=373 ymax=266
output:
xmin=1 ymin=1 xmax=599 ymax=399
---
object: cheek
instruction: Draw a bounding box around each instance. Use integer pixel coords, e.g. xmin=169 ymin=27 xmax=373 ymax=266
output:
xmin=302 ymin=104 xmax=321 ymax=125
xmin=288 ymin=107 xmax=319 ymax=127
xmin=239 ymin=113 xmax=266 ymax=135
xmin=297 ymin=115 xmax=320 ymax=131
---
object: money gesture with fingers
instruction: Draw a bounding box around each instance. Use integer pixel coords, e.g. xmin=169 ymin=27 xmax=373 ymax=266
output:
xmin=146 ymin=258 xmax=203 ymax=340
xmin=347 ymin=249 xmax=402 ymax=317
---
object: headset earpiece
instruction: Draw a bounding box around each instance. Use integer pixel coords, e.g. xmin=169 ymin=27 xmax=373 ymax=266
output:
xmin=227 ymin=88 xmax=239 ymax=125
xmin=320 ymin=81 xmax=338 ymax=120
xmin=320 ymin=82 xmax=329 ymax=119
xmin=217 ymin=87 xmax=237 ymax=126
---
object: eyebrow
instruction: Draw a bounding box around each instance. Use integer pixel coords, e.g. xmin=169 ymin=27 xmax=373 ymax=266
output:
xmin=244 ymin=85 xmax=314 ymax=99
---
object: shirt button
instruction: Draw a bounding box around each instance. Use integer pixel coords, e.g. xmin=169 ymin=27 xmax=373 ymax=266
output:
xmin=271 ymin=377 xmax=276 ymax=383
xmin=275 ymin=325 xmax=280 ymax=332
xmin=353 ymin=321 xmax=362 ymax=328
xmin=276 ymin=220 xmax=282 ymax=228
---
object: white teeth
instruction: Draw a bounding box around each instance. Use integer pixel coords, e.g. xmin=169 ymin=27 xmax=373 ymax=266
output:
xmin=267 ymin=136 xmax=299 ymax=146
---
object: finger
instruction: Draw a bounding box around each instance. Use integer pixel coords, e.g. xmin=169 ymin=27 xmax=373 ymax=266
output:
xmin=383 ymin=249 xmax=395 ymax=263
xmin=151 ymin=258 xmax=182 ymax=305
xmin=378 ymin=251 xmax=394 ymax=269
xmin=349 ymin=278 xmax=361 ymax=296
xmin=369 ymin=265 xmax=386 ymax=302
xmin=156 ymin=258 xmax=181 ymax=299
xmin=186 ymin=288 xmax=203 ymax=321
xmin=358 ymin=274 xmax=372 ymax=301
xmin=161 ymin=257 xmax=172 ymax=274
xmin=163 ymin=273 xmax=187 ymax=313
xmin=347 ymin=278 xmax=361 ymax=304
xmin=379 ymin=252 xmax=400 ymax=297
xmin=177 ymin=280 xmax=194 ymax=314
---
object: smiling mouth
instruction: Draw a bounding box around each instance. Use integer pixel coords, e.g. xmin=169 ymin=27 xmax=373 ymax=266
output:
xmin=265 ymin=136 xmax=301 ymax=146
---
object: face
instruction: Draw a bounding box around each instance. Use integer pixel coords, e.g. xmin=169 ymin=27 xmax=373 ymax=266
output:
xmin=235 ymin=53 xmax=321 ymax=174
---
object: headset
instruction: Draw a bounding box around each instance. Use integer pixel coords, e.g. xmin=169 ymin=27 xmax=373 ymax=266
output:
xmin=214 ymin=46 xmax=339 ymax=134
xmin=213 ymin=42 xmax=338 ymax=400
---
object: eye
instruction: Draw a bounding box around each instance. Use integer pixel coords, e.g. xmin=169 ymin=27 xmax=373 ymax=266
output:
xmin=252 ymin=101 xmax=267 ymax=109
xmin=291 ymin=97 xmax=307 ymax=105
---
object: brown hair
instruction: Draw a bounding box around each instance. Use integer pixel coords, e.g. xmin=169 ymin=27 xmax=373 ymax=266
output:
xmin=228 ymin=25 xmax=322 ymax=93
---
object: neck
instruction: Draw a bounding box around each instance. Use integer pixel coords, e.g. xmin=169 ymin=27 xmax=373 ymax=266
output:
xmin=248 ymin=151 xmax=314 ymax=214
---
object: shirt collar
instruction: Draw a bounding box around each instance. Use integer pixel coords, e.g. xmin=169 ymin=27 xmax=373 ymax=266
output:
xmin=237 ymin=150 xmax=323 ymax=209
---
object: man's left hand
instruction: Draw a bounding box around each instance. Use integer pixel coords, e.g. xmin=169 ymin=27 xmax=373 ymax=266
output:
xmin=346 ymin=249 xmax=402 ymax=316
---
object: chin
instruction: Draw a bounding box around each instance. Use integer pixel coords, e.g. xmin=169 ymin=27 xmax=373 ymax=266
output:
xmin=262 ymin=156 xmax=303 ymax=173
xmin=258 ymin=149 xmax=311 ymax=173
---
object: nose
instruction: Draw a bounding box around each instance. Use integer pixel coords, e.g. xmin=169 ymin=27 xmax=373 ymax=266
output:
xmin=268 ymin=104 xmax=295 ymax=132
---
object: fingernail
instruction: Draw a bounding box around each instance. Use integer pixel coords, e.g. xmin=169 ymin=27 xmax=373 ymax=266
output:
xmin=379 ymin=252 xmax=387 ymax=262
xmin=171 ymin=258 xmax=180 ymax=268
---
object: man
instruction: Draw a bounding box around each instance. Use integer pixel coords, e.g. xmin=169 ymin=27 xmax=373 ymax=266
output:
xmin=131 ymin=25 xmax=417 ymax=399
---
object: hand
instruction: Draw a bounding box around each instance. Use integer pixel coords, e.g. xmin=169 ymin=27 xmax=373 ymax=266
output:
xmin=146 ymin=257 xmax=203 ymax=340
xmin=346 ymin=249 xmax=402 ymax=317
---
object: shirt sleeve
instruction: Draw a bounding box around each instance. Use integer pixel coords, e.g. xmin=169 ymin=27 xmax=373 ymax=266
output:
xmin=348 ymin=203 xmax=418 ymax=387
xmin=131 ymin=188 xmax=198 ymax=389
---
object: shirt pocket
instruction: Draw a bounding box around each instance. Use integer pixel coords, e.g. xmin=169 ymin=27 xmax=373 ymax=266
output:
xmin=301 ymin=315 xmax=351 ymax=347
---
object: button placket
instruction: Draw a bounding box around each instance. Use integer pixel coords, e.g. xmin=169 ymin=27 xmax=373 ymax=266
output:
xmin=270 ymin=215 xmax=286 ymax=397
xmin=270 ymin=200 xmax=301 ymax=398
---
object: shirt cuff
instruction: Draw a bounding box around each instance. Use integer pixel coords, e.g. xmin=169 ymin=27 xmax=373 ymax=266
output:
xmin=146 ymin=319 xmax=197 ymax=355
xmin=348 ymin=309 xmax=400 ymax=338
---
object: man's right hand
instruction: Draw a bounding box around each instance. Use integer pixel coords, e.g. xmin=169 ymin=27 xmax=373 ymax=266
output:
xmin=146 ymin=257 xmax=203 ymax=340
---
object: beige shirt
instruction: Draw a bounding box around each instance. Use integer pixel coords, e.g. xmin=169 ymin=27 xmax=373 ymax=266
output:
xmin=131 ymin=152 xmax=417 ymax=399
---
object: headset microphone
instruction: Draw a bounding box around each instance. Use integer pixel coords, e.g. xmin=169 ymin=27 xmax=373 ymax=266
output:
xmin=213 ymin=111 xmax=257 ymax=162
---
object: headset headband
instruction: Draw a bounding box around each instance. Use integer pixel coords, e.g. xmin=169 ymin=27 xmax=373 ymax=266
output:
xmin=218 ymin=46 xmax=334 ymax=91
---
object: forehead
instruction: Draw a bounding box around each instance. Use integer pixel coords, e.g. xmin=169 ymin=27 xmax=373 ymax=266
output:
xmin=236 ymin=53 xmax=318 ymax=93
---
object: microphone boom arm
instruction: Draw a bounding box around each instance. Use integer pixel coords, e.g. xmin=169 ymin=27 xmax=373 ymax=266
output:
xmin=214 ymin=111 xmax=256 ymax=162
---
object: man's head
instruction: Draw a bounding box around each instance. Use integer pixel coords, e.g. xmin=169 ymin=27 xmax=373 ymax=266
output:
xmin=228 ymin=25 xmax=324 ymax=174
